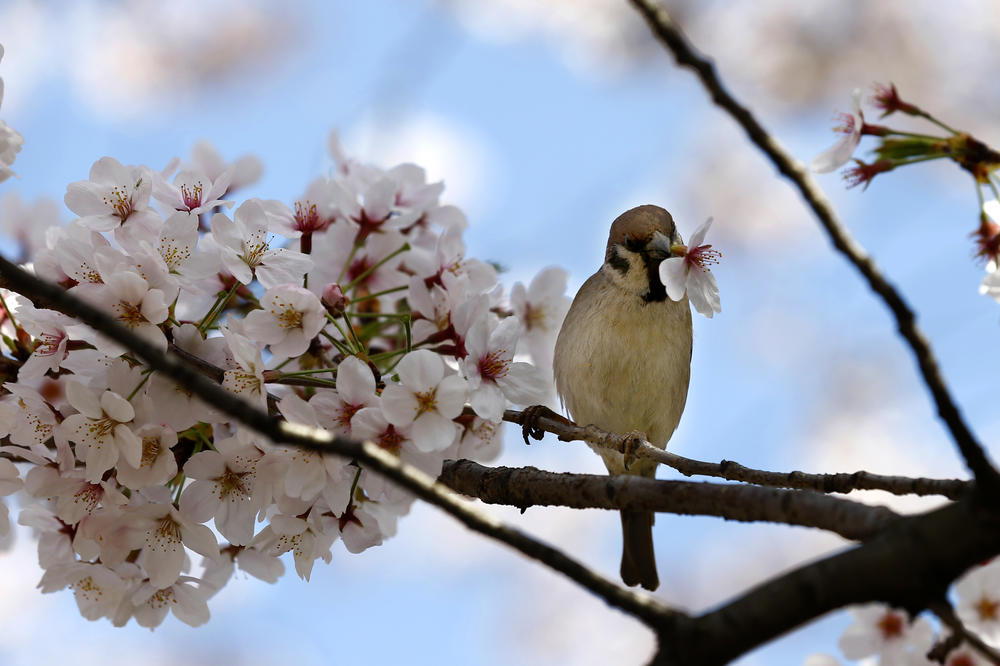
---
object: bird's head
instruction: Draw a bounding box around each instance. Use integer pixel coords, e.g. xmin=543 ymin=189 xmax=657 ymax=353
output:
xmin=602 ymin=204 xmax=683 ymax=302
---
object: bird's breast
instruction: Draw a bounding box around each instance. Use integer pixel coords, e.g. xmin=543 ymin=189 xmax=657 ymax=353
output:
xmin=554 ymin=273 xmax=693 ymax=471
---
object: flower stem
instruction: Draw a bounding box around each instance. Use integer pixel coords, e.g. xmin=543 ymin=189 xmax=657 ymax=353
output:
xmin=344 ymin=243 xmax=411 ymax=293
xmin=197 ymin=282 xmax=240 ymax=334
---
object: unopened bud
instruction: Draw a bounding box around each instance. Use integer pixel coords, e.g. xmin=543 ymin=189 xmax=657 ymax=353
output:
xmin=322 ymin=283 xmax=348 ymax=317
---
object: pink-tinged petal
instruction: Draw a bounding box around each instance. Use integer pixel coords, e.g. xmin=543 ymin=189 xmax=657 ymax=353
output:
xmin=350 ymin=407 xmax=388 ymax=440
xmin=256 ymin=249 xmax=313 ymax=288
xmin=380 ymin=385 xmax=419 ymax=426
xmin=67 ymin=380 xmax=103 ymax=419
xmin=101 ymin=391 xmax=134 ymax=423
xmin=278 ymin=394 xmax=319 ymax=428
xmin=810 ymin=133 xmax=862 ymax=173
xmin=687 ymin=269 xmax=721 ymax=318
xmin=170 ymin=583 xmax=210 ymax=627
xmin=463 ymin=319 xmax=491 ymax=361
xmin=216 ymin=501 xmax=257 ymax=546
xmin=470 ymin=382 xmax=505 ymax=421
xmin=434 ymin=374 xmax=468 ymax=419
xmin=498 ymin=362 xmax=549 ymax=405
xmin=658 ymin=257 xmax=689 ymax=302
xmin=179 ymin=521 xmax=219 ymax=559
xmin=336 ymin=356 xmax=376 ymax=404
xmin=489 ymin=317 xmax=521 ymax=362
xmin=395 ymin=350 xmax=444 ymax=391
xmin=179 ymin=480 xmax=220 ymax=523
xmin=83 ymin=438 xmax=118 ymax=482
xmin=114 ymin=424 xmax=142 ymax=468
xmin=208 ymin=212 xmax=242 ymax=249
xmin=183 ymin=450 xmax=226 ymax=480
xmin=107 ymin=271 xmax=149 ymax=305
xmin=688 ymin=217 xmax=713 ymax=248
xmin=411 ymin=412 xmax=458 ymax=453
xmin=363 ymin=177 xmax=396 ymax=221
xmin=837 ymin=624 xmax=879 ymax=660
xmin=144 ymin=540 xmax=184 ymax=589
xmin=270 ymin=514 xmax=307 ymax=536
xmin=141 ymin=289 xmax=169 ymax=325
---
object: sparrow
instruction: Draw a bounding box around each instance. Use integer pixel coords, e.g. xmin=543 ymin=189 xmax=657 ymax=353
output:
xmin=552 ymin=204 xmax=692 ymax=591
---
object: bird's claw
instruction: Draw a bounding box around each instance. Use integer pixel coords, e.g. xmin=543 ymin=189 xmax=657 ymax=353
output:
xmin=520 ymin=404 xmax=557 ymax=445
xmin=622 ymin=431 xmax=647 ymax=471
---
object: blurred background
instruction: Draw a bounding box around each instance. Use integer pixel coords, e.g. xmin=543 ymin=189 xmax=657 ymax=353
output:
xmin=2 ymin=0 xmax=1000 ymax=663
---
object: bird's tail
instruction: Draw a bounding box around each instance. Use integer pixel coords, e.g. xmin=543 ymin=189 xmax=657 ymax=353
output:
xmin=619 ymin=510 xmax=658 ymax=591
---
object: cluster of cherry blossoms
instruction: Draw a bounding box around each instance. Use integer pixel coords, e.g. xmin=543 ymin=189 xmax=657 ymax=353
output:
xmin=802 ymin=557 xmax=1000 ymax=666
xmin=811 ymin=84 xmax=1000 ymax=307
xmin=0 ymin=128 xmax=572 ymax=628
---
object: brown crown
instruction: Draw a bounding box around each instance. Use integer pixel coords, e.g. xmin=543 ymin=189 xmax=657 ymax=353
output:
xmin=605 ymin=205 xmax=676 ymax=257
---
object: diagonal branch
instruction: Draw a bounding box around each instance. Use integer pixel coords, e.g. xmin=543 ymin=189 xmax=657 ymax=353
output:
xmin=660 ymin=498 xmax=1000 ymax=664
xmin=0 ymin=256 xmax=678 ymax=628
xmin=440 ymin=460 xmax=899 ymax=540
xmin=504 ymin=409 xmax=970 ymax=499
xmin=626 ymin=0 xmax=1000 ymax=494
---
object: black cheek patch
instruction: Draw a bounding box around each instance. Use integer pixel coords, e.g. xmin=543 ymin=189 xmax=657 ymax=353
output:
xmin=641 ymin=255 xmax=667 ymax=303
xmin=608 ymin=247 xmax=630 ymax=275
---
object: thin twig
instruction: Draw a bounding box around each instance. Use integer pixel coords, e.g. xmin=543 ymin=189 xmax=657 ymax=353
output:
xmin=504 ymin=409 xmax=970 ymax=500
xmin=929 ymin=599 xmax=1000 ymax=666
xmin=440 ymin=460 xmax=899 ymax=540
xmin=0 ymin=256 xmax=678 ymax=627
xmin=626 ymin=0 xmax=1000 ymax=494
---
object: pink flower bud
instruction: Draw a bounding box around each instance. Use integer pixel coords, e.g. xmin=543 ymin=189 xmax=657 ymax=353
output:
xmin=322 ymin=283 xmax=347 ymax=317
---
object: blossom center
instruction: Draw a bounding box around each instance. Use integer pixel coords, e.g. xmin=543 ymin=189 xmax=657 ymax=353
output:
xmin=103 ymin=185 xmax=135 ymax=221
xmin=272 ymin=302 xmax=304 ymax=330
xmin=218 ymin=467 xmax=250 ymax=499
xmin=88 ymin=416 xmax=118 ymax=440
xmin=377 ymin=424 xmax=405 ymax=453
xmin=976 ymin=596 xmax=1000 ymax=622
xmin=294 ymin=201 xmax=330 ymax=233
xmin=73 ymin=483 xmax=103 ymax=513
xmin=113 ymin=300 xmax=148 ymax=328
xmin=155 ymin=514 xmax=182 ymax=543
xmin=876 ymin=611 xmax=904 ymax=640
xmin=686 ymin=245 xmax=722 ymax=271
xmin=477 ymin=349 xmax=509 ymax=382
xmin=414 ymin=388 xmax=438 ymax=417
xmin=36 ymin=331 xmax=64 ymax=356
xmin=140 ymin=436 xmax=161 ymax=467
xmin=180 ymin=181 xmax=204 ymax=210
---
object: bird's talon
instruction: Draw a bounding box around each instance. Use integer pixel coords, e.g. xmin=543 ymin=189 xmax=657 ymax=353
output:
xmin=622 ymin=431 xmax=647 ymax=471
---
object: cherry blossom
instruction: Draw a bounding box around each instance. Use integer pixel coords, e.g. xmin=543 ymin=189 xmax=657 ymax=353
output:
xmin=310 ymin=355 xmax=379 ymax=437
xmin=14 ymin=302 xmax=74 ymax=380
xmin=60 ymin=381 xmax=142 ymax=482
xmin=381 ymin=349 xmax=467 ymax=452
xmin=462 ymin=316 xmax=549 ymax=421
xmin=811 ymin=88 xmax=864 ymax=173
xmin=838 ymin=604 xmax=934 ymax=666
xmin=509 ymin=266 xmax=571 ymax=370
xmin=659 ymin=217 xmax=722 ymax=318
xmin=133 ymin=490 xmax=219 ymax=589
xmin=64 ymin=156 xmax=160 ymax=234
xmin=242 ymin=284 xmax=327 ymax=358
xmin=956 ymin=559 xmax=1000 ymax=645
xmin=0 ymin=46 xmax=22 ymax=183
xmin=153 ymin=167 xmax=233 ymax=214
xmin=180 ymin=436 xmax=267 ymax=546
xmin=208 ymin=199 xmax=312 ymax=288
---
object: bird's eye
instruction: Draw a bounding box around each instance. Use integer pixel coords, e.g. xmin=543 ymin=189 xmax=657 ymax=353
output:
xmin=624 ymin=237 xmax=646 ymax=253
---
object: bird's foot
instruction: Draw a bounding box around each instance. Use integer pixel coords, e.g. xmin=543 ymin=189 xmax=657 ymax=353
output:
xmin=519 ymin=404 xmax=570 ymax=445
xmin=622 ymin=431 xmax=648 ymax=471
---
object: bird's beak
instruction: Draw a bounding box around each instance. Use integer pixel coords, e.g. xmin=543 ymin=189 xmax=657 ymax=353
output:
xmin=645 ymin=231 xmax=672 ymax=260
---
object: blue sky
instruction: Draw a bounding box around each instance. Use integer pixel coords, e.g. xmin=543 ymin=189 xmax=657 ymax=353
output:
xmin=1 ymin=1 xmax=997 ymax=664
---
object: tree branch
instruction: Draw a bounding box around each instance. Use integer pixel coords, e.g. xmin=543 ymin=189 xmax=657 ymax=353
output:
xmin=440 ymin=459 xmax=899 ymax=540
xmin=658 ymin=498 xmax=1000 ymax=664
xmin=0 ymin=256 xmax=679 ymax=628
xmin=504 ymin=409 xmax=970 ymax=500
xmin=625 ymin=0 xmax=1000 ymax=494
